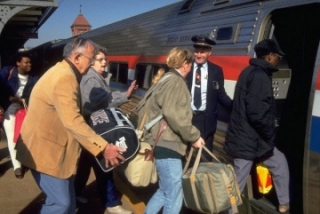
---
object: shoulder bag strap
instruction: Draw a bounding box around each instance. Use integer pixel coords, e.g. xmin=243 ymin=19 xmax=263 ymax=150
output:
xmin=220 ymin=168 xmax=239 ymax=214
xmin=151 ymin=119 xmax=167 ymax=150
xmin=132 ymin=74 xmax=172 ymax=113
xmin=7 ymin=67 xmax=15 ymax=81
xmin=109 ymin=107 xmax=124 ymax=126
xmin=21 ymin=99 xmax=28 ymax=111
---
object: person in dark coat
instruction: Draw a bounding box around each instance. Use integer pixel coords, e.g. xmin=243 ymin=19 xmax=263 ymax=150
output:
xmin=0 ymin=52 xmax=38 ymax=178
xmin=224 ymin=39 xmax=290 ymax=213
xmin=186 ymin=36 xmax=232 ymax=160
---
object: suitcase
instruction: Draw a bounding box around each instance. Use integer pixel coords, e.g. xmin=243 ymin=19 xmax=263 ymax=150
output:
xmin=88 ymin=107 xmax=139 ymax=172
xmin=182 ymin=146 xmax=242 ymax=214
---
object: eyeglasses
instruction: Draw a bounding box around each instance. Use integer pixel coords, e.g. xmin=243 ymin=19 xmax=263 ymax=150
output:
xmin=275 ymin=53 xmax=283 ymax=61
xmin=80 ymin=53 xmax=95 ymax=63
xmin=95 ymin=58 xmax=107 ymax=63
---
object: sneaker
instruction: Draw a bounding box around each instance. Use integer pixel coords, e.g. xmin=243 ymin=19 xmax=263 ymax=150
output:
xmin=76 ymin=196 xmax=88 ymax=204
xmin=106 ymin=205 xmax=132 ymax=214
xmin=278 ymin=205 xmax=290 ymax=213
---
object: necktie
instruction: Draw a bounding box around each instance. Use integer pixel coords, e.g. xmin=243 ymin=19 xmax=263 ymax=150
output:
xmin=194 ymin=64 xmax=202 ymax=109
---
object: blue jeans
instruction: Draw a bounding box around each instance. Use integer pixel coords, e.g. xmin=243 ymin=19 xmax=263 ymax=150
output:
xmin=31 ymin=170 xmax=76 ymax=214
xmin=144 ymin=158 xmax=183 ymax=214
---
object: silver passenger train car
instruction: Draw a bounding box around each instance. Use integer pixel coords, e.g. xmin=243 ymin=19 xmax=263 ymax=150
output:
xmin=29 ymin=0 xmax=320 ymax=213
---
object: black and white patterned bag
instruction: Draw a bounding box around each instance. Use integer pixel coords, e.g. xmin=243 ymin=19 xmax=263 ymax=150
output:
xmin=88 ymin=107 xmax=139 ymax=172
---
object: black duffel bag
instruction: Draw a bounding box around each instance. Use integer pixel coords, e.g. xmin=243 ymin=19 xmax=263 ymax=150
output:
xmin=88 ymin=107 xmax=139 ymax=172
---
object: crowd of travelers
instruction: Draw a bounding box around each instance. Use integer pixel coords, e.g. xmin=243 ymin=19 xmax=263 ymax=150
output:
xmin=0 ymin=36 xmax=290 ymax=214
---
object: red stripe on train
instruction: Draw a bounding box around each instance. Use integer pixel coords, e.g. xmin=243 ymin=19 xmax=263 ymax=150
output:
xmin=317 ymin=67 xmax=320 ymax=90
xmin=107 ymin=55 xmax=250 ymax=81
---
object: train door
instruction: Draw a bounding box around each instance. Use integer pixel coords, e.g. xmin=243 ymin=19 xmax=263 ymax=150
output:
xmin=244 ymin=3 xmax=320 ymax=214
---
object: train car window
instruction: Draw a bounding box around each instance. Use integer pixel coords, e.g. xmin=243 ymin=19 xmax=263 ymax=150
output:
xmin=135 ymin=63 xmax=164 ymax=89
xmin=108 ymin=62 xmax=128 ymax=84
xmin=179 ymin=0 xmax=196 ymax=14
xmin=109 ymin=63 xmax=118 ymax=82
xmin=211 ymin=23 xmax=241 ymax=44
xmin=216 ymin=27 xmax=233 ymax=40
xmin=118 ymin=63 xmax=128 ymax=84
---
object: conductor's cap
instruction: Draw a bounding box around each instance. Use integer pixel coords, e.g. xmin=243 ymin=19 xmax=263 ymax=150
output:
xmin=191 ymin=36 xmax=216 ymax=49
xmin=254 ymin=39 xmax=285 ymax=57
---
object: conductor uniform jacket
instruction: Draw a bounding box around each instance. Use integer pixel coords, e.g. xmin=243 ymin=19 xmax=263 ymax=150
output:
xmin=16 ymin=60 xmax=107 ymax=179
xmin=186 ymin=61 xmax=232 ymax=137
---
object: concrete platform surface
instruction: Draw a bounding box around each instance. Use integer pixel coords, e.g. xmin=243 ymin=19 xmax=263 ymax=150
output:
xmin=0 ymin=131 xmax=134 ymax=214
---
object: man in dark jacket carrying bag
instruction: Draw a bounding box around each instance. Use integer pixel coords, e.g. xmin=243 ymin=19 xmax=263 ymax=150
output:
xmin=224 ymin=39 xmax=290 ymax=214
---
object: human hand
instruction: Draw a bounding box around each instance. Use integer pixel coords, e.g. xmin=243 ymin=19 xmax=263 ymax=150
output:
xmin=103 ymin=143 xmax=126 ymax=168
xmin=126 ymin=80 xmax=138 ymax=98
xmin=192 ymin=137 xmax=205 ymax=148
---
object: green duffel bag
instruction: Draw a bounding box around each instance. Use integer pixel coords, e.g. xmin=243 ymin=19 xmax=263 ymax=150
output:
xmin=182 ymin=146 xmax=242 ymax=214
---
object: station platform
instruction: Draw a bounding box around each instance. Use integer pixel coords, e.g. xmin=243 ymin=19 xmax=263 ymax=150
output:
xmin=0 ymin=131 xmax=136 ymax=214
xmin=0 ymin=129 xmax=219 ymax=214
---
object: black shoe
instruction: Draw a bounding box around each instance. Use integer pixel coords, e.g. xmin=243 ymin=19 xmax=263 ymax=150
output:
xmin=14 ymin=168 xmax=24 ymax=179
xmin=76 ymin=196 xmax=88 ymax=204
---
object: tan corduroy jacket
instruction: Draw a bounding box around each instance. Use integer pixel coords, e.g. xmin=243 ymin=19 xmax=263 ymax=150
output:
xmin=16 ymin=60 xmax=108 ymax=179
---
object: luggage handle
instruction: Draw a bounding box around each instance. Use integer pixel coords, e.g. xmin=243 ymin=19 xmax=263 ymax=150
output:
xmin=183 ymin=145 xmax=221 ymax=174
xmin=109 ymin=107 xmax=135 ymax=128
xmin=183 ymin=146 xmax=223 ymax=213
xmin=220 ymin=169 xmax=239 ymax=214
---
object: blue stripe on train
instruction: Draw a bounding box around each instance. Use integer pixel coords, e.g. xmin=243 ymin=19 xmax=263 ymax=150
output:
xmin=310 ymin=116 xmax=320 ymax=153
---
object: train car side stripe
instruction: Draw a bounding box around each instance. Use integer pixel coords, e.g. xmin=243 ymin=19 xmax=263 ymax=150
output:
xmin=312 ymin=90 xmax=320 ymax=117
xmin=316 ymin=67 xmax=320 ymax=90
xmin=108 ymin=55 xmax=250 ymax=81
xmin=208 ymin=56 xmax=250 ymax=81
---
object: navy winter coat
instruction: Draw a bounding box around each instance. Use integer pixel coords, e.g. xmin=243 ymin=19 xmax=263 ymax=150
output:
xmin=224 ymin=58 xmax=278 ymax=160
xmin=0 ymin=66 xmax=39 ymax=110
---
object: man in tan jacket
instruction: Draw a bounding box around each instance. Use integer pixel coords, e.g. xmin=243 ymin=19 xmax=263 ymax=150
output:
xmin=16 ymin=38 xmax=125 ymax=214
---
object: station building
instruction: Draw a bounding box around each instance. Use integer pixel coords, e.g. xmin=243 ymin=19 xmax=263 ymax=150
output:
xmin=0 ymin=0 xmax=58 ymax=67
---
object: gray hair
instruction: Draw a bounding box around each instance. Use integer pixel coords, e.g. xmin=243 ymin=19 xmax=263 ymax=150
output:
xmin=63 ymin=37 xmax=98 ymax=57
xmin=97 ymin=45 xmax=108 ymax=55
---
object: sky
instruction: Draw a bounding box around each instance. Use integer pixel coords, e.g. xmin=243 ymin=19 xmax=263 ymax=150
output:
xmin=25 ymin=0 xmax=181 ymax=48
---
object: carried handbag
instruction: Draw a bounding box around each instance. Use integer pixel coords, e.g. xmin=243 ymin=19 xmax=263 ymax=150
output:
xmin=13 ymin=99 xmax=27 ymax=143
xmin=182 ymin=146 xmax=242 ymax=214
xmin=88 ymin=107 xmax=140 ymax=172
xmin=118 ymin=113 xmax=167 ymax=187
xmin=256 ymin=163 xmax=273 ymax=194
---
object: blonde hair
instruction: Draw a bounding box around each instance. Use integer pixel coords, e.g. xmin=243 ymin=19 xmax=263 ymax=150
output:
xmin=152 ymin=47 xmax=193 ymax=84
xmin=152 ymin=68 xmax=166 ymax=85
xmin=166 ymin=47 xmax=193 ymax=69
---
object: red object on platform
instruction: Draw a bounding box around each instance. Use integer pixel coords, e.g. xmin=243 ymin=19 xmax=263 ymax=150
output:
xmin=14 ymin=108 xmax=27 ymax=143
